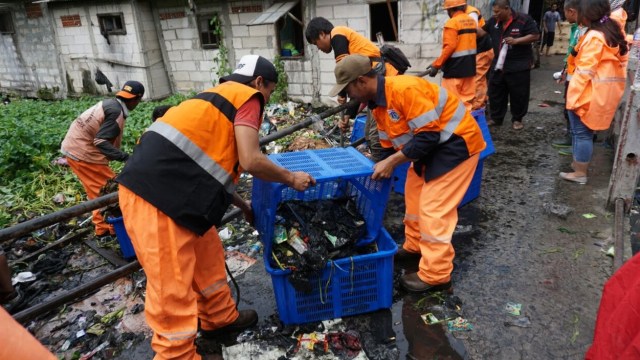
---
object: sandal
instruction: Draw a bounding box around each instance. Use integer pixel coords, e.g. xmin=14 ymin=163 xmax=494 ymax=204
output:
xmin=512 ymin=121 xmax=524 ymax=130
xmin=559 ymin=172 xmax=587 ymax=185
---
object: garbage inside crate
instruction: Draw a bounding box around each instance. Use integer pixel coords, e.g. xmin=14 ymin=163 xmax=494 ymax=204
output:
xmin=270 ymin=198 xmax=373 ymax=292
xmin=251 ymin=148 xmax=395 ymax=324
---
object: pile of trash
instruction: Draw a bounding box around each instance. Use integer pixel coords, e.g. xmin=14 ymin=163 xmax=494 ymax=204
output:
xmin=269 ymin=198 xmax=377 ymax=292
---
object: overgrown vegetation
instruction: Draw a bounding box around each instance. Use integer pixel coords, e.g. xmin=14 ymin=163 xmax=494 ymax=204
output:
xmin=0 ymin=94 xmax=188 ymax=227
xmin=270 ymin=55 xmax=289 ymax=104
xmin=211 ymin=14 xmax=232 ymax=85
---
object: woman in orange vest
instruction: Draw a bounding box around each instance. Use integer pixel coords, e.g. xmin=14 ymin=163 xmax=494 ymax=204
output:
xmin=330 ymin=54 xmax=485 ymax=292
xmin=428 ymin=0 xmax=477 ymax=111
xmin=117 ymin=55 xmax=315 ymax=360
xmin=561 ymin=0 xmax=628 ymax=184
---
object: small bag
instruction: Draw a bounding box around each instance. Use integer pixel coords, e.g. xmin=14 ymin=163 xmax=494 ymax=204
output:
xmin=380 ymin=44 xmax=412 ymax=74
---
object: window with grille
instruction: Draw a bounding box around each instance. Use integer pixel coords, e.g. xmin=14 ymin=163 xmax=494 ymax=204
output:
xmin=0 ymin=11 xmax=15 ymax=34
xmin=199 ymin=14 xmax=221 ymax=49
xmin=97 ymin=13 xmax=126 ymax=35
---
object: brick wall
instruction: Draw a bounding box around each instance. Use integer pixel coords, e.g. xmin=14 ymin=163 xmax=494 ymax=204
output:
xmin=0 ymin=3 xmax=62 ymax=97
xmin=61 ymin=14 xmax=81 ymax=27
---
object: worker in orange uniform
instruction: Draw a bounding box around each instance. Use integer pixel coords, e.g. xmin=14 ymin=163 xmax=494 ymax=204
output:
xmin=467 ymin=3 xmax=495 ymax=110
xmin=330 ymin=54 xmax=485 ymax=292
xmin=116 ymin=55 xmax=316 ymax=360
xmin=426 ymin=0 xmax=477 ymax=111
xmin=305 ymin=17 xmax=400 ymax=161
xmin=61 ymin=81 xmax=144 ymax=237
xmin=0 ymin=307 xmax=57 ymax=359
xmin=560 ymin=0 xmax=628 ymax=184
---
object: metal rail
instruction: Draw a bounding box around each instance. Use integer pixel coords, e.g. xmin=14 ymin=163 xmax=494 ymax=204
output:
xmin=0 ymin=101 xmax=356 ymax=243
xmin=8 ymin=101 xmax=362 ymax=323
xmin=614 ymin=198 xmax=626 ymax=271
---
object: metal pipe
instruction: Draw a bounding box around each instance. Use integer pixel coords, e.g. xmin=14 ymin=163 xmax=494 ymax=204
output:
xmin=613 ymin=198 xmax=625 ymax=271
xmin=0 ymin=193 xmax=119 ymax=243
xmin=12 ymin=207 xmax=242 ymax=324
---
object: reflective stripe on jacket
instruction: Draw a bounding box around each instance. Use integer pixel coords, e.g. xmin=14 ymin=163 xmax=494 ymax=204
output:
xmin=61 ymin=99 xmax=125 ymax=164
xmin=373 ymin=76 xmax=485 ymax=181
xmin=433 ymin=11 xmax=477 ymax=78
xmin=331 ymin=26 xmax=398 ymax=76
xmin=566 ymin=30 xmax=628 ymax=130
xmin=117 ymin=82 xmax=263 ymax=235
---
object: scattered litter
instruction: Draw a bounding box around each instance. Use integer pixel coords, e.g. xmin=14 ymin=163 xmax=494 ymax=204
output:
xmin=421 ymin=313 xmax=442 ymax=325
xmin=543 ymin=202 xmax=573 ymax=219
xmin=604 ymin=246 xmax=615 ymax=257
xmin=79 ymin=341 xmax=109 ymax=360
xmin=52 ymin=193 xmax=66 ymax=204
xmin=218 ymin=227 xmax=232 ymax=240
xmin=542 ymin=247 xmax=563 ymax=254
xmin=536 ymin=126 xmax=544 ymax=130
xmin=76 ymin=329 xmax=86 ymax=338
xmin=554 ymin=90 xmax=562 ymax=94
xmin=593 ymin=240 xmax=607 ymax=248
xmin=573 ymin=248 xmax=585 ymax=260
xmin=558 ymin=227 xmax=577 ymax=234
xmin=538 ymin=103 xmax=550 ymax=107
xmin=86 ymin=323 xmax=106 ymax=336
xmin=582 ymin=213 xmax=597 ymax=219
xmin=51 ymin=157 xmax=69 ymax=166
xmin=504 ymin=316 xmax=531 ymax=328
xmin=60 ymin=340 xmax=72 ymax=351
xmin=447 ymin=317 xmax=473 ymax=331
xmin=100 ymin=307 xmax=125 ymax=325
xmin=11 ymin=271 xmax=36 ymax=285
xmin=130 ymin=303 xmax=144 ymax=314
xmin=505 ymin=302 xmax=522 ymax=316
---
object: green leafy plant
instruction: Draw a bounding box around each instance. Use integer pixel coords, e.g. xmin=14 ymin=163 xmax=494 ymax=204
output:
xmin=210 ymin=14 xmax=232 ymax=85
xmin=269 ymin=55 xmax=289 ymax=104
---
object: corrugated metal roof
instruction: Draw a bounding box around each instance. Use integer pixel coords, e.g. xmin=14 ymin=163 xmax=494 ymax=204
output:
xmin=246 ymin=1 xmax=297 ymax=26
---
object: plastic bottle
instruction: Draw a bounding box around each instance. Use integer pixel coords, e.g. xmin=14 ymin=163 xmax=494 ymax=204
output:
xmin=247 ymin=242 xmax=262 ymax=258
xmin=632 ymin=27 xmax=640 ymax=90
xmin=495 ymin=42 xmax=509 ymax=71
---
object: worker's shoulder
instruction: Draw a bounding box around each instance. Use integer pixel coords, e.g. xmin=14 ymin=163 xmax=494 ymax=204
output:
xmin=101 ymin=98 xmax=124 ymax=115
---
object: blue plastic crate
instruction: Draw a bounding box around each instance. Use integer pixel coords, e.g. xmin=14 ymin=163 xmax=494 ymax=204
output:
xmin=350 ymin=114 xmax=367 ymax=144
xmin=268 ymin=227 xmax=397 ymax=325
xmin=252 ymin=147 xmax=392 ymax=247
xmin=105 ymin=217 xmax=137 ymax=260
xmin=392 ymin=162 xmax=410 ymax=195
xmin=393 ymin=110 xmax=494 ymax=200
xmin=471 ymin=109 xmax=495 ymax=160
xmin=459 ymin=159 xmax=484 ymax=207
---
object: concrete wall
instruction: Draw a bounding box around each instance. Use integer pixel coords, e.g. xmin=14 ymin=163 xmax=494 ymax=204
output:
xmin=0 ymin=0 xmax=495 ymax=103
xmin=49 ymin=0 xmax=171 ymax=99
xmin=0 ymin=3 xmax=62 ymax=98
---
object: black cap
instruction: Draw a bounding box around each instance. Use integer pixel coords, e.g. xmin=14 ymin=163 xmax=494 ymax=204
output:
xmin=116 ymin=80 xmax=145 ymax=99
xmin=220 ymin=55 xmax=278 ymax=84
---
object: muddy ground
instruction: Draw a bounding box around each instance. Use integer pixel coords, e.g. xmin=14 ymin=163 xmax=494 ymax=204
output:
xmin=11 ymin=54 xmax=638 ymax=359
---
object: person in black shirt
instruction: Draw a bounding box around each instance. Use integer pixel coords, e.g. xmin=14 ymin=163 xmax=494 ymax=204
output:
xmin=484 ymin=0 xmax=540 ymax=130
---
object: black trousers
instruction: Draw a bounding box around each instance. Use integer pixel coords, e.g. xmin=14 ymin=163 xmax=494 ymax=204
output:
xmin=488 ymin=69 xmax=531 ymax=124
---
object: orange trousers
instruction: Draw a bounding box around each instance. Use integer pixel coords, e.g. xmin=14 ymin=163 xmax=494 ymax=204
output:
xmin=66 ymin=157 xmax=115 ymax=236
xmin=473 ymin=49 xmax=494 ymax=110
xmin=442 ymin=77 xmax=476 ymax=112
xmin=0 ymin=307 xmax=57 ymax=360
xmin=402 ymin=154 xmax=479 ymax=284
xmin=119 ymin=185 xmax=238 ymax=360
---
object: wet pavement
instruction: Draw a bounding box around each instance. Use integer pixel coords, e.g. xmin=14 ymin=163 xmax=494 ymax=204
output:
xmin=22 ymin=54 xmax=637 ymax=359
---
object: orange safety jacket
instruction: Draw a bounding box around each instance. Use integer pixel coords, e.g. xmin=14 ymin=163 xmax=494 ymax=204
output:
xmin=331 ymin=26 xmax=399 ymax=76
xmin=566 ymin=30 xmax=628 ymax=131
xmin=372 ymin=75 xmax=485 ymax=181
xmin=466 ymin=5 xmax=492 ymax=53
xmin=433 ymin=11 xmax=477 ymax=78
xmin=117 ymin=82 xmax=264 ymax=235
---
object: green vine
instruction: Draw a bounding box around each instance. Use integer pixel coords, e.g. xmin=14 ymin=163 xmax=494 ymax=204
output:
xmin=269 ymin=55 xmax=288 ymax=104
xmin=210 ymin=14 xmax=232 ymax=85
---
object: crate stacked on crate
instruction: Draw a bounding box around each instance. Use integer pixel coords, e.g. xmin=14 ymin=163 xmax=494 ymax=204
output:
xmin=391 ymin=109 xmax=495 ymax=207
xmin=252 ymin=147 xmax=397 ymax=325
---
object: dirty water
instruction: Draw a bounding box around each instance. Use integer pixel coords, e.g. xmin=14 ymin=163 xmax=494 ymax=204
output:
xmin=3 ymin=55 xmax=638 ymax=359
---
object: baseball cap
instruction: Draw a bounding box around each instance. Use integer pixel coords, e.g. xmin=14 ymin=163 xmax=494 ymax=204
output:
xmin=116 ymin=80 xmax=145 ymax=99
xmin=220 ymin=55 xmax=278 ymax=84
xmin=328 ymin=54 xmax=372 ymax=97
